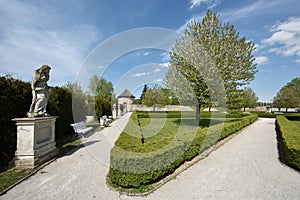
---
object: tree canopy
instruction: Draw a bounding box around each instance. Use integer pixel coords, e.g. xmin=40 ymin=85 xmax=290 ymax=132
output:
xmin=273 ymin=77 xmax=300 ymax=110
xmin=240 ymin=87 xmax=258 ymax=111
xmin=88 ymin=75 xmax=114 ymax=119
xmin=165 ymin=10 xmax=257 ymax=123
xmin=142 ymin=85 xmax=167 ymax=108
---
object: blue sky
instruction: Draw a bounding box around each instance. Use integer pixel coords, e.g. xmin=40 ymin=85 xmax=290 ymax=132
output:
xmin=1 ymin=0 xmax=300 ymax=103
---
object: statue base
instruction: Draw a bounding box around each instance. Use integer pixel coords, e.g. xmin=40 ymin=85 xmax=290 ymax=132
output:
xmin=12 ymin=117 xmax=59 ymax=169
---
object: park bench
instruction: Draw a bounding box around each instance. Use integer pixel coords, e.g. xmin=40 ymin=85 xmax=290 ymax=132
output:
xmin=70 ymin=121 xmax=93 ymax=137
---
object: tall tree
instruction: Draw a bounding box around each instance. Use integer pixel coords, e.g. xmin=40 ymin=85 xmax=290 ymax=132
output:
xmin=165 ymin=10 xmax=257 ymax=125
xmin=142 ymin=85 xmax=167 ymax=110
xmin=63 ymin=81 xmax=87 ymax=122
xmin=88 ymin=75 xmax=114 ymax=120
xmin=140 ymin=84 xmax=148 ymax=102
xmin=240 ymin=87 xmax=258 ymax=111
xmin=273 ymin=77 xmax=300 ymax=111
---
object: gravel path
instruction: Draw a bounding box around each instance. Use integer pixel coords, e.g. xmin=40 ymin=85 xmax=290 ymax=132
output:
xmin=1 ymin=117 xmax=300 ymax=200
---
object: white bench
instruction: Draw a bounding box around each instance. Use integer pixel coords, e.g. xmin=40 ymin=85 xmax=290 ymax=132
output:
xmin=70 ymin=121 xmax=93 ymax=137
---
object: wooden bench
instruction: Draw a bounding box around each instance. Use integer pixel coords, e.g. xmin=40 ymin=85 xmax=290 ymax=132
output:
xmin=70 ymin=121 xmax=93 ymax=137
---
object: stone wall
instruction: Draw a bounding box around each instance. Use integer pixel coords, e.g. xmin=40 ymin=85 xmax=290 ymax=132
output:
xmin=128 ymin=104 xmax=194 ymax=112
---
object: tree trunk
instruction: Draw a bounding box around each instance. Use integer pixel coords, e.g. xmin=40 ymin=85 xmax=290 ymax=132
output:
xmin=195 ymin=103 xmax=201 ymax=126
xmin=243 ymin=107 xmax=246 ymax=112
xmin=209 ymin=106 xmax=211 ymax=112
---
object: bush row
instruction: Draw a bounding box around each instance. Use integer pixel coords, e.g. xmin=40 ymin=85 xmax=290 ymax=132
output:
xmin=276 ymin=116 xmax=300 ymax=170
xmin=0 ymin=76 xmax=85 ymax=169
xmin=108 ymin=114 xmax=258 ymax=189
xmin=136 ymin=110 xmax=250 ymax=119
xmin=0 ymin=76 xmax=31 ymax=166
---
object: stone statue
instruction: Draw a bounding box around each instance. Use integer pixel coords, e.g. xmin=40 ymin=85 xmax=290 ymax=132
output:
xmin=27 ymin=65 xmax=51 ymax=118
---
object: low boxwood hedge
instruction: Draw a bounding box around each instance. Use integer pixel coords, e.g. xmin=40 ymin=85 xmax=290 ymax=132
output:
xmin=276 ymin=115 xmax=300 ymax=170
xmin=108 ymin=113 xmax=258 ymax=189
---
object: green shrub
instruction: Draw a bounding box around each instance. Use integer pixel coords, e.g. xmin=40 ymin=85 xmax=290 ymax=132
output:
xmin=250 ymin=111 xmax=277 ymax=118
xmin=108 ymin=113 xmax=258 ymax=189
xmin=48 ymin=87 xmax=76 ymax=139
xmin=0 ymin=76 xmax=86 ymax=170
xmin=284 ymin=114 xmax=300 ymax=121
xmin=276 ymin=116 xmax=300 ymax=170
xmin=0 ymin=76 xmax=31 ymax=168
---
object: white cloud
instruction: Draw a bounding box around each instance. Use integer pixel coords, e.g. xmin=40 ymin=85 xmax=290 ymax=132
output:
xmin=255 ymin=56 xmax=269 ymax=65
xmin=262 ymin=17 xmax=300 ymax=57
xmin=0 ymin=0 xmax=101 ymax=86
xmin=154 ymin=68 xmax=161 ymax=72
xmin=220 ymin=0 xmax=283 ymax=22
xmin=159 ymin=62 xmax=169 ymax=68
xmin=295 ymin=59 xmax=300 ymax=64
xmin=131 ymin=72 xmax=150 ymax=77
xmin=154 ymin=79 xmax=163 ymax=82
xmin=143 ymin=52 xmax=150 ymax=56
xmin=190 ymin=0 xmax=220 ymax=10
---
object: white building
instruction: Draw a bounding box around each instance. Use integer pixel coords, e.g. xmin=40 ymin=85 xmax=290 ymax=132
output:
xmin=118 ymin=89 xmax=135 ymax=112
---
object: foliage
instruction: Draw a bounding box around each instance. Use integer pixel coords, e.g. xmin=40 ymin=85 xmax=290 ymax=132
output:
xmin=141 ymin=85 xmax=167 ymax=108
xmin=0 ymin=75 xmax=31 ymax=166
xmin=273 ymin=77 xmax=300 ymax=110
xmin=108 ymin=111 xmax=258 ymax=190
xmin=0 ymin=75 xmax=85 ymax=168
xmin=239 ymin=87 xmax=258 ymax=111
xmin=140 ymin=84 xmax=148 ymax=102
xmin=63 ymin=81 xmax=87 ymax=122
xmin=48 ymin=86 xmax=79 ymax=139
xmin=165 ymin=10 xmax=257 ymax=123
xmin=276 ymin=115 xmax=300 ymax=170
xmin=88 ymin=75 xmax=114 ymax=120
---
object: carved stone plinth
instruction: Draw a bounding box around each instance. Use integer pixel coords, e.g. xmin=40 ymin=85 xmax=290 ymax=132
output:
xmin=12 ymin=117 xmax=59 ymax=169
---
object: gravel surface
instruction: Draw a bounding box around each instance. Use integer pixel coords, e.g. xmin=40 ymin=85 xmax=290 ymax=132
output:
xmin=2 ymin=117 xmax=300 ymax=200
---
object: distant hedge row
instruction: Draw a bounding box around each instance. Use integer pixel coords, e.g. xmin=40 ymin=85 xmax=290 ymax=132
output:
xmin=108 ymin=113 xmax=258 ymax=189
xmin=276 ymin=115 xmax=300 ymax=170
xmin=0 ymin=75 xmax=85 ymax=168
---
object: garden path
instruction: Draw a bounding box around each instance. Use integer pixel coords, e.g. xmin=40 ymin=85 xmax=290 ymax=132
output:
xmin=2 ymin=117 xmax=300 ymax=200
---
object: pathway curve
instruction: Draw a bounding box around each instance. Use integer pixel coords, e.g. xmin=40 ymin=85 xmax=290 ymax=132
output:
xmin=2 ymin=118 xmax=300 ymax=200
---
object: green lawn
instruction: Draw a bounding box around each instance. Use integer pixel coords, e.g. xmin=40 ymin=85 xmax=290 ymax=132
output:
xmin=115 ymin=111 xmax=234 ymax=153
xmin=109 ymin=111 xmax=258 ymax=191
xmin=291 ymin=120 xmax=300 ymax=128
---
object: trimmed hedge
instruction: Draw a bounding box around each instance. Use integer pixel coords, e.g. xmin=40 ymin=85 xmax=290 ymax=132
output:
xmin=276 ymin=116 xmax=300 ymax=170
xmin=108 ymin=113 xmax=258 ymax=189
xmin=0 ymin=75 xmax=86 ymax=170
xmin=0 ymin=76 xmax=31 ymax=166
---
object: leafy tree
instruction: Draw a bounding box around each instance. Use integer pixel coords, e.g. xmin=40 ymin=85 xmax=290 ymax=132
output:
xmin=88 ymin=75 xmax=114 ymax=120
xmin=240 ymin=87 xmax=258 ymax=111
xmin=142 ymin=85 xmax=167 ymax=110
xmin=273 ymin=77 xmax=300 ymax=111
xmin=165 ymin=10 xmax=257 ymax=124
xmin=63 ymin=81 xmax=87 ymax=122
xmin=140 ymin=84 xmax=149 ymax=102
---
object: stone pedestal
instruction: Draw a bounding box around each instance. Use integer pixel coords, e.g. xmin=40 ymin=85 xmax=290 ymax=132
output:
xmin=12 ymin=117 xmax=59 ymax=169
xmin=112 ymin=104 xmax=117 ymax=119
xmin=118 ymin=104 xmax=122 ymax=118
